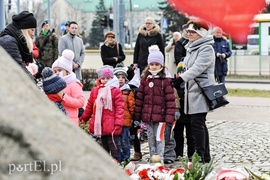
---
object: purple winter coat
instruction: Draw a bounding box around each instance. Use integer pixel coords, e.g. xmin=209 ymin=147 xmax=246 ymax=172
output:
xmin=133 ymin=76 xmax=175 ymax=123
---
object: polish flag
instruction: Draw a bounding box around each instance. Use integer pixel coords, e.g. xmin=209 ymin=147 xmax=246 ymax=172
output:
xmin=156 ymin=122 xmax=166 ymax=141
xmin=170 ymin=121 xmax=176 ymax=139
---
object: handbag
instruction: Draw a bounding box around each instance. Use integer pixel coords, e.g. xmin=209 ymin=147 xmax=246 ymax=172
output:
xmin=195 ymin=79 xmax=229 ymax=110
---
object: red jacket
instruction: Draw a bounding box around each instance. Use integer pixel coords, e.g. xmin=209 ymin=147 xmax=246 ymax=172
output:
xmin=134 ymin=76 xmax=175 ymax=123
xmin=81 ymin=85 xmax=124 ymax=135
xmin=32 ymin=42 xmax=39 ymax=59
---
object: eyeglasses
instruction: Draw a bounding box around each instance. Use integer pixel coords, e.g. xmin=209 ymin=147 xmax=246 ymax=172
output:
xmin=145 ymin=22 xmax=153 ymax=25
xmin=186 ymin=30 xmax=197 ymax=35
xmin=107 ymin=36 xmax=115 ymax=39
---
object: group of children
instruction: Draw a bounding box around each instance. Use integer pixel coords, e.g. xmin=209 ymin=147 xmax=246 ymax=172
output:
xmin=36 ymin=44 xmax=194 ymax=165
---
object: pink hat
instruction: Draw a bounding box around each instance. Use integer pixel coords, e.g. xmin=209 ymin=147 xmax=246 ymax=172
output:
xmin=52 ymin=49 xmax=74 ymax=73
xmin=147 ymin=45 xmax=164 ymax=66
xmin=96 ymin=65 xmax=114 ymax=79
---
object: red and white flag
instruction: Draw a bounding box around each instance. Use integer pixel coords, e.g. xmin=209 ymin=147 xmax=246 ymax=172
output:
xmin=156 ymin=122 xmax=166 ymax=141
xmin=170 ymin=121 xmax=176 ymax=139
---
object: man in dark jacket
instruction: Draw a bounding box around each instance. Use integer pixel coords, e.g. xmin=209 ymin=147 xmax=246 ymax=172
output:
xmin=212 ymin=27 xmax=232 ymax=83
xmin=133 ymin=17 xmax=164 ymax=74
xmin=174 ymin=24 xmax=189 ymax=65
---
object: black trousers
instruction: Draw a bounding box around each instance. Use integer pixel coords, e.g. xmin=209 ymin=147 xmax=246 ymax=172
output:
xmin=174 ymin=118 xmax=195 ymax=158
xmin=130 ymin=127 xmax=141 ymax=153
xmin=190 ymin=113 xmax=211 ymax=163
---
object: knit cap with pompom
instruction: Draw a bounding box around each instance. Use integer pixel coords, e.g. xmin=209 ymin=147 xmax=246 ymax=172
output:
xmin=147 ymin=45 xmax=164 ymax=66
xmin=177 ymin=62 xmax=185 ymax=73
xmin=52 ymin=49 xmax=75 ymax=73
xmin=41 ymin=67 xmax=66 ymax=94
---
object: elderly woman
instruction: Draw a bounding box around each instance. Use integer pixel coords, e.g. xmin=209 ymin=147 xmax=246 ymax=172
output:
xmin=165 ymin=31 xmax=181 ymax=76
xmin=172 ymin=19 xmax=215 ymax=163
xmin=0 ymin=11 xmax=37 ymax=82
xmin=100 ymin=31 xmax=126 ymax=68
xmin=133 ymin=17 xmax=165 ymax=74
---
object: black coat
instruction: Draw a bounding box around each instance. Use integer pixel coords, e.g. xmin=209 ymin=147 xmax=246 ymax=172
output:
xmin=0 ymin=23 xmax=36 ymax=82
xmin=133 ymin=24 xmax=164 ymax=73
xmin=100 ymin=42 xmax=125 ymax=68
xmin=174 ymin=37 xmax=188 ymax=65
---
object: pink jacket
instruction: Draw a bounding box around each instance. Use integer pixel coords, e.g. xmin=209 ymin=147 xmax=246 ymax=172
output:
xmin=63 ymin=79 xmax=85 ymax=126
xmin=81 ymin=84 xmax=124 ymax=136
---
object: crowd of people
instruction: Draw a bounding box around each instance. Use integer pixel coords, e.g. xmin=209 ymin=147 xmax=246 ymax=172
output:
xmin=0 ymin=11 xmax=232 ymax=165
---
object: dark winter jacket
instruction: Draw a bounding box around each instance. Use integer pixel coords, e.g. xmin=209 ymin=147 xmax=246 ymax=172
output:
xmin=0 ymin=22 xmax=36 ymax=82
xmin=101 ymin=41 xmax=125 ymax=68
xmin=133 ymin=73 xmax=175 ymax=124
xmin=213 ymin=36 xmax=232 ymax=76
xmin=133 ymin=24 xmax=164 ymax=72
xmin=174 ymin=37 xmax=189 ymax=65
xmin=35 ymin=30 xmax=58 ymax=67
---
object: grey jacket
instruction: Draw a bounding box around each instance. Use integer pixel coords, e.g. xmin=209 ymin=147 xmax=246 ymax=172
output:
xmin=180 ymin=35 xmax=215 ymax=114
xmin=58 ymin=33 xmax=85 ymax=80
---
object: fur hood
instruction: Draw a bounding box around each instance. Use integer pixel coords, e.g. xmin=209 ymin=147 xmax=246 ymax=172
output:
xmin=139 ymin=24 xmax=161 ymax=37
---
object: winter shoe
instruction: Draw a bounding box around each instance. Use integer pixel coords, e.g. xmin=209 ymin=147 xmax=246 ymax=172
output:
xmin=130 ymin=152 xmax=142 ymax=161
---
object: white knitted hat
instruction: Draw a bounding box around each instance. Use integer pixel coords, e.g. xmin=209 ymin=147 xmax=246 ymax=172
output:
xmin=52 ymin=49 xmax=74 ymax=73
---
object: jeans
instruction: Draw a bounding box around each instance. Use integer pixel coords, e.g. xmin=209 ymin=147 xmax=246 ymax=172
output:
xmin=216 ymin=75 xmax=226 ymax=84
xmin=190 ymin=113 xmax=211 ymax=163
xmin=117 ymin=126 xmax=131 ymax=162
xmin=164 ymin=122 xmax=176 ymax=161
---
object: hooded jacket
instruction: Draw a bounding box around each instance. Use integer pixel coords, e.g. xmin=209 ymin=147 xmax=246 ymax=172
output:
xmin=134 ymin=70 xmax=175 ymax=124
xmin=133 ymin=24 xmax=165 ymax=72
xmin=81 ymin=77 xmax=124 ymax=135
xmin=62 ymin=72 xmax=85 ymax=126
xmin=180 ymin=35 xmax=215 ymax=114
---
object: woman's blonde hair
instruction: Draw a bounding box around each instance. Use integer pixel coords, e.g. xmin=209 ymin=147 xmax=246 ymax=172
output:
xmin=145 ymin=17 xmax=155 ymax=24
xmin=21 ymin=29 xmax=33 ymax=53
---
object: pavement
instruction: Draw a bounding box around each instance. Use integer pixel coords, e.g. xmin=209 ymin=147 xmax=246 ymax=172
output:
xmin=83 ymin=80 xmax=270 ymax=173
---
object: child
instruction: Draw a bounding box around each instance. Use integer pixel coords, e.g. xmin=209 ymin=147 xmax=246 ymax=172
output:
xmin=41 ymin=67 xmax=67 ymax=115
xmin=128 ymin=68 xmax=143 ymax=161
xmin=79 ymin=65 xmax=124 ymax=161
xmin=52 ymin=49 xmax=85 ymax=126
xmin=133 ymin=45 xmax=176 ymax=163
xmin=114 ymin=64 xmax=135 ymax=163
xmin=174 ymin=62 xmax=195 ymax=160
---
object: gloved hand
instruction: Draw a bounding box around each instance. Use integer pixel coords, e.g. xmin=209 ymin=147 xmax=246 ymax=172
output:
xmin=171 ymin=77 xmax=184 ymax=89
xmin=133 ymin=120 xmax=141 ymax=128
xmin=114 ymin=125 xmax=122 ymax=135
xmin=175 ymin=111 xmax=181 ymax=120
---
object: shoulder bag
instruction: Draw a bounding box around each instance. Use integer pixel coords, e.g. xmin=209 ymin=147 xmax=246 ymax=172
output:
xmin=194 ymin=79 xmax=229 ymax=110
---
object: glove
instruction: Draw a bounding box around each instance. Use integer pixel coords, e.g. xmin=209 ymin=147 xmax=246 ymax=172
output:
xmin=171 ymin=77 xmax=184 ymax=89
xmin=114 ymin=125 xmax=122 ymax=135
xmin=175 ymin=111 xmax=181 ymax=120
xmin=133 ymin=120 xmax=141 ymax=128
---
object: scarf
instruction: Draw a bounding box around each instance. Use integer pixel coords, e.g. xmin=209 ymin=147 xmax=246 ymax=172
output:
xmin=148 ymin=68 xmax=163 ymax=76
xmin=62 ymin=72 xmax=81 ymax=84
xmin=47 ymin=94 xmax=63 ymax=102
xmin=0 ymin=22 xmax=33 ymax=63
xmin=94 ymin=86 xmax=112 ymax=136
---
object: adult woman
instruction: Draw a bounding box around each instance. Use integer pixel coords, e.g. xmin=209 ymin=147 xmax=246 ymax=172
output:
xmin=133 ymin=17 xmax=164 ymax=74
xmin=100 ymin=31 xmax=125 ymax=68
xmin=172 ymin=19 xmax=215 ymax=163
xmin=165 ymin=31 xmax=181 ymax=76
xmin=0 ymin=11 xmax=37 ymax=82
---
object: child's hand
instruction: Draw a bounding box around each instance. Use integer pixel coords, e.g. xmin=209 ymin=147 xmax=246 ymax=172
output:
xmin=113 ymin=125 xmax=122 ymax=135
